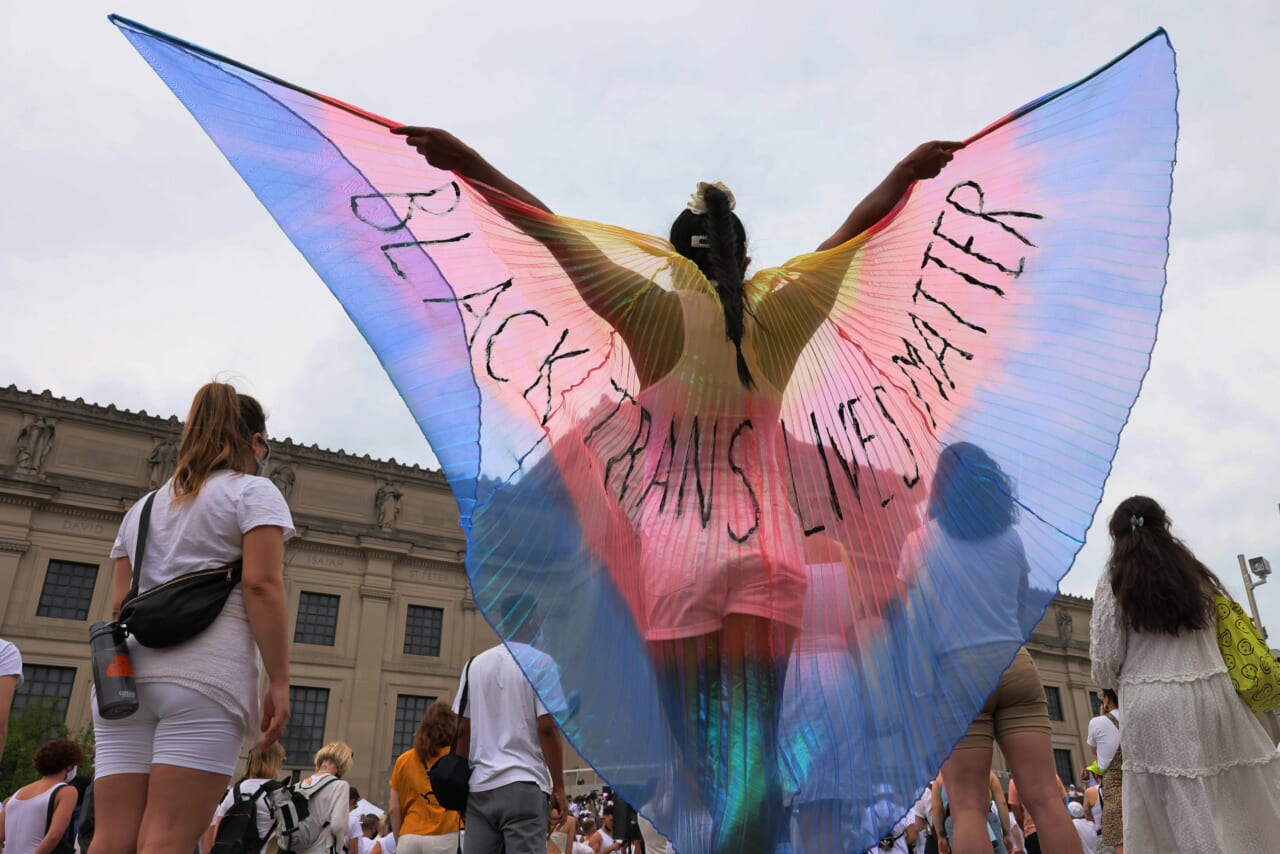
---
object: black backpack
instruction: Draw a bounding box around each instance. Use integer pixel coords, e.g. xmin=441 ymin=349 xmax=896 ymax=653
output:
xmin=211 ymin=780 xmax=275 ymax=854
xmin=427 ymin=657 xmax=473 ymax=813
xmin=267 ymin=774 xmax=339 ymax=853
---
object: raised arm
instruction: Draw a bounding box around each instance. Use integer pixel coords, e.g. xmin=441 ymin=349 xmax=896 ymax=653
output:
xmin=393 ymin=126 xmax=553 ymax=213
xmin=753 ymin=140 xmax=963 ymax=390
xmin=394 ymin=127 xmax=681 ymax=387
xmin=816 ymin=140 xmax=964 ymax=251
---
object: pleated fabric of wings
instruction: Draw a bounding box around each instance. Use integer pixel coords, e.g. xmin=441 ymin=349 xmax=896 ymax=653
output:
xmin=112 ymin=16 xmax=1175 ymax=853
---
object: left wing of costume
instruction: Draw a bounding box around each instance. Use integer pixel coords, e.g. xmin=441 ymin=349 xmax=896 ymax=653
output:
xmin=111 ymin=16 xmax=1175 ymax=853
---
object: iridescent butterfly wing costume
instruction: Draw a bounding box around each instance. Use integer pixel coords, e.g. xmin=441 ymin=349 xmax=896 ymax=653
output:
xmin=112 ymin=17 xmax=1176 ymax=852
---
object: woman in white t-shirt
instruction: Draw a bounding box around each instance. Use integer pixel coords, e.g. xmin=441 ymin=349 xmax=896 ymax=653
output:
xmin=0 ymin=637 xmax=22 ymax=767
xmin=91 ymin=382 xmax=295 ymax=854
xmin=205 ymin=742 xmax=287 ymax=853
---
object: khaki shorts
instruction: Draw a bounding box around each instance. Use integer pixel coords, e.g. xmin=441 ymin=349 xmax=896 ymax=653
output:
xmin=956 ymin=647 xmax=1051 ymax=750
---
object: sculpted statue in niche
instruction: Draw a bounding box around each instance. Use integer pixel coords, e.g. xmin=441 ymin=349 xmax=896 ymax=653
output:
xmin=269 ymin=462 xmax=296 ymax=500
xmin=15 ymin=415 xmax=55 ymax=473
xmin=1056 ymin=608 xmax=1073 ymax=639
xmin=147 ymin=438 xmax=179 ymax=488
xmin=376 ymin=480 xmax=403 ymax=531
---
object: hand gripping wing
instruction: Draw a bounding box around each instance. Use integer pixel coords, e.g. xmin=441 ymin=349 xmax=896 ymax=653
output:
xmin=111 ymin=16 xmax=1175 ymax=853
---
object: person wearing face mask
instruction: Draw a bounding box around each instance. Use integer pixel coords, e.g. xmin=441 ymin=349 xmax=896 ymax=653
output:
xmin=89 ymin=381 xmax=295 ymax=854
xmin=0 ymin=738 xmax=83 ymax=854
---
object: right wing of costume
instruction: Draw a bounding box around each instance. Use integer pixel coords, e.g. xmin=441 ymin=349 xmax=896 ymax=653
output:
xmin=111 ymin=16 xmax=1175 ymax=853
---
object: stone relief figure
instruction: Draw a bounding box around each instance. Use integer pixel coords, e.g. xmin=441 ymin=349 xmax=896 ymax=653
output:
xmin=376 ymin=480 xmax=403 ymax=531
xmin=269 ymin=463 xmax=296 ymax=501
xmin=147 ymin=438 xmax=179 ymax=488
xmin=15 ymin=415 xmax=55 ymax=473
xmin=1056 ymin=607 xmax=1073 ymax=639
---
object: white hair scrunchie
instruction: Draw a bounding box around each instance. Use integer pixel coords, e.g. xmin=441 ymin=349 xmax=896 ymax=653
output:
xmin=686 ymin=181 xmax=736 ymax=216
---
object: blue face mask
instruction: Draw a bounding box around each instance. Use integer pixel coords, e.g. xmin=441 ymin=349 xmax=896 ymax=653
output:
xmin=255 ymin=440 xmax=271 ymax=477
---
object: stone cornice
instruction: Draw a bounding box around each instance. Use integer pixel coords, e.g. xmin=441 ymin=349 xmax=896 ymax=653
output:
xmin=0 ymin=538 xmax=31 ymax=554
xmin=0 ymin=385 xmax=446 ymax=484
xmin=397 ymin=556 xmax=464 ymax=573
xmin=359 ymin=584 xmax=395 ymax=602
xmin=1028 ymin=632 xmax=1092 ymax=653
xmin=285 ymin=540 xmax=368 ymax=560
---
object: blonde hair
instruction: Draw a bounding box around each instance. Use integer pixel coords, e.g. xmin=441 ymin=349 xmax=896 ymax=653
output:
xmin=314 ymin=741 xmax=354 ymax=777
xmin=245 ymin=742 xmax=286 ymax=779
xmin=170 ymin=382 xmax=266 ymax=504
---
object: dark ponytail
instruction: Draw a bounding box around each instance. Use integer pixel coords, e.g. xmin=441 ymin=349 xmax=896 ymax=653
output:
xmin=670 ymin=185 xmax=753 ymax=388
xmin=1106 ymin=495 xmax=1223 ymax=635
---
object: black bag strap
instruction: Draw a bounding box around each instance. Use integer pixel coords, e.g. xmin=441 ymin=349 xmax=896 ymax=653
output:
xmin=43 ymin=783 xmax=70 ymax=834
xmin=450 ymin=657 xmax=475 ymax=754
xmin=126 ymin=491 xmax=159 ymax=601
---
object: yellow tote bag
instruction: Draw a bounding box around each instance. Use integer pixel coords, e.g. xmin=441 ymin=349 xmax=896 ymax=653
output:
xmin=1215 ymin=595 xmax=1280 ymax=715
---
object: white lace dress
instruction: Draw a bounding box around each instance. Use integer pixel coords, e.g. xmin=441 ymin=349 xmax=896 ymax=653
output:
xmin=1090 ymin=576 xmax=1280 ymax=851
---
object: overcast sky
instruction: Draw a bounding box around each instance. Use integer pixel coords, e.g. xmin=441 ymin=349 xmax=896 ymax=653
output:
xmin=4 ymin=0 xmax=1277 ymax=630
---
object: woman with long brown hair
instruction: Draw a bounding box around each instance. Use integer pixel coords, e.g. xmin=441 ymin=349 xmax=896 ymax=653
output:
xmin=389 ymin=699 xmax=462 ymax=853
xmin=1090 ymin=495 xmax=1280 ymax=852
xmin=90 ymin=381 xmax=294 ymax=854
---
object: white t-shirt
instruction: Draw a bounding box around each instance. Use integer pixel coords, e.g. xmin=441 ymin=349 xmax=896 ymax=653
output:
xmin=1086 ymin=710 xmax=1123 ymax=771
xmin=0 ymin=639 xmax=22 ymax=687
xmin=110 ymin=471 xmax=294 ymax=734
xmin=111 ymin=471 xmax=295 ymax=585
xmin=348 ymin=814 xmax=361 ymax=848
xmin=862 ymin=800 xmax=911 ymax=854
xmin=453 ymin=643 xmax=567 ymax=794
xmin=212 ymin=778 xmax=275 ymax=853
xmin=1072 ymin=817 xmax=1098 ymax=854
xmin=910 ymin=789 xmax=932 ymax=854
xmin=374 ymin=834 xmax=397 ymax=854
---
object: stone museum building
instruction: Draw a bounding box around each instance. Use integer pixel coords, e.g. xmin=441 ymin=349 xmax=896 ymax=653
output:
xmin=0 ymin=385 xmax=1103 ymax=803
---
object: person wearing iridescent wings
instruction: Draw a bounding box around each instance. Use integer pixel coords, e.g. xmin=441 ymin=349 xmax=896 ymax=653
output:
xmin=395 ymin=126 xmax=959 ymax=853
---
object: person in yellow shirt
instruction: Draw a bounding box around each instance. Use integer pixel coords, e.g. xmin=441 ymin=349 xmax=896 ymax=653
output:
xmin=389 ymin=700 xmax=463 ymax=853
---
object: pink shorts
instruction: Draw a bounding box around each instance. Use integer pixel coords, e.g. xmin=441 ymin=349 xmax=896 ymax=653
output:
xmin=644 ymin=555 xmax=808 ymax=640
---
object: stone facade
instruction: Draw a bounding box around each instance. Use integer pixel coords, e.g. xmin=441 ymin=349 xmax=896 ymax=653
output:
xmin=0 ymin=385 xmax=483 ymax=804
xmin=0 ymin=385 xmax=1107 ymax=805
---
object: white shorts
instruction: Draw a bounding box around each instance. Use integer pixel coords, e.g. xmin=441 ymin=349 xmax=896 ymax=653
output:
xmin=93 ymin=681 xmax=243 ymax=778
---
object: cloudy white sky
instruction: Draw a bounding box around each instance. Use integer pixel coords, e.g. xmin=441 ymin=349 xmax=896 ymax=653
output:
xmin=4 ymin=1 xmax=1277 ymax=628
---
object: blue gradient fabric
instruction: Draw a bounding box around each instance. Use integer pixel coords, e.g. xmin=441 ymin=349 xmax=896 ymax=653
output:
xmin=112 ymin=16 xmax=1176 ymax=853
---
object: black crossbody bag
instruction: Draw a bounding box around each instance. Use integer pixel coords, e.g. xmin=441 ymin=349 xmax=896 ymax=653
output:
xmin=426 ymin=657 xmax=474 ymax=813
xmin=118 ymin=491 xmax=243 ymax=648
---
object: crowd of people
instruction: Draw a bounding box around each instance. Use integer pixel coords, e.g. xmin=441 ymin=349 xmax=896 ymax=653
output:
xmin=4 ymin=485 xmax=1280 ymax=853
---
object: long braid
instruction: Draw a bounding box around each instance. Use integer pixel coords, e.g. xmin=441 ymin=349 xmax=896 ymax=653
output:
xmin=699 ymin=185 xmax=754 ymax=388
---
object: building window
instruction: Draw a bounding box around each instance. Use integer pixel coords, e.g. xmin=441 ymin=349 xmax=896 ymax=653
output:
xmin=1089 ymin=691 xmax=1103 ymax=718
xmin=392 ymin=694 xmax=436 ymax=760
xmin=1044 ymin=685 xmax=1064 ymax=721
xmin=1053 ymin=748 xmax=1075 ymax=788
xmin=281 ymin=686 xmax=329 ymax=763
xmin=404 ymin=605 xmax=444 ymax=657
xmin=294 ymin=592 xmax=340 ymax=646
xmin=13 ymin=665 xmax=77 ymax=720
xmin=37 ymin=560 xmax=99 ymax=621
